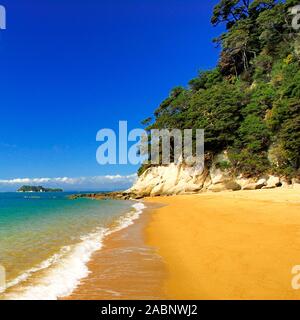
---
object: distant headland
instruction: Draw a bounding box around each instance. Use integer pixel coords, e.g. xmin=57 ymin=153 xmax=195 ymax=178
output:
xmin=17 ymin=185 xmax=63 ymax=193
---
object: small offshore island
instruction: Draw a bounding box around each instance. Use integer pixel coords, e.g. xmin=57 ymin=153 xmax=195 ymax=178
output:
xmin=17 ymin=185 xmax=63 ymax=193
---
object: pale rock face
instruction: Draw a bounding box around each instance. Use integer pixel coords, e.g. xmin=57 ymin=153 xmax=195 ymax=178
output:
xmin=184 ymin=183 xmax=203 ymax=193
xmin=263 ymin=176 xmax=281 ymax=189
xmin=208 ymin=180 xmax=241 ymax=192
xmin=242 ymin=183 xmax=258 ymax=190
xmin=243 ymin=178 xmax=267 ymax=190
xmin=210 ymin=167 xmax=226 ymax=184
xmin=128 ymin=152 xmax=286 ymax=197
xmin=128 ymin=162 xmax=207 ymax=197
xmin=150 ymin=183 xmax=164 ymax=197
xmin=130 ymin=168 xmax=160 ymax=195
xmin=208 ymin=183 xmax=229 ymax=192
xmin=236 ymin=176 xmax=254 ymax=188
xmin=257 ymin=178 xmax=267 ymax=186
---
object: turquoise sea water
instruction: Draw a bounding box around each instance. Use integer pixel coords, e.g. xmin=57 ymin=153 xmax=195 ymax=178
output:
xmin=0 ymin=192 xmax=144 ymax=300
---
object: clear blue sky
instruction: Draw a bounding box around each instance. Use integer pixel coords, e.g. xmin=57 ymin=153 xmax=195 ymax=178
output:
xmin=0 ymin=0 xmax=222 ymax=190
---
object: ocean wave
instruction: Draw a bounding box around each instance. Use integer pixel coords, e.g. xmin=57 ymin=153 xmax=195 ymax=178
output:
xmin=112 ymin=202 xmax=146 ymax=233
xmin=3 ymin=202 xmax=146 ymax=300
xmin=3 ymin=246 xmax=72 ymax=293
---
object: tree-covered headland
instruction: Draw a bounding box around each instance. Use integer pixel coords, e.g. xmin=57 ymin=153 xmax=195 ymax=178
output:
xmin=140 ymin=0 xmax=300 ymax=179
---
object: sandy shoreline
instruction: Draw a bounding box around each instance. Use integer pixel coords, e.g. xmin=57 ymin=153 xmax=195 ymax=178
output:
xmin=145 ymin=188 xmax=300 ymax=300
xmin=66 ymin=188 xmax=300 ymax=300
xmin=65 ymin=203 xmax=166 ymax=300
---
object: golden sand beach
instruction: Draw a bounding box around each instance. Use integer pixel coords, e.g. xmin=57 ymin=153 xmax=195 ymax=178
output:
xmin=67 ymin=188 xmax=300 ymax=300
xmin=145 ymin=188 xmax=300 ymax=300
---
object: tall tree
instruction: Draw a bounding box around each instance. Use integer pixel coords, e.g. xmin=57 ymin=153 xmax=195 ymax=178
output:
xmin=211 ymin=0 xmax=251 ymax=29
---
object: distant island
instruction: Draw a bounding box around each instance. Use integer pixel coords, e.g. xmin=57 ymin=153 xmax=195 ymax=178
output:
xmin=17 ymin=186 xmax=63 ymax=193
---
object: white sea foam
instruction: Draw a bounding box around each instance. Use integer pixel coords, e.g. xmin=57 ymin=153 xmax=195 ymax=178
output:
xmin=3 ymin=246 xmax=72 ymax=292
xmin=4 ymin=202 xmax=146 ymax=300
xmin=112 ymin=202 xmax=146 ymax=232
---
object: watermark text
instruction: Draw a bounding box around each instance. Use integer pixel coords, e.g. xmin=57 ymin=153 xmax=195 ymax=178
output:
xmin=96 ymin=121 xmax=204 ymax=169
xmin=290 ymin=5 xmax=300 ymax=31
xmin=0 ymin=5 xmax=6 ymax=30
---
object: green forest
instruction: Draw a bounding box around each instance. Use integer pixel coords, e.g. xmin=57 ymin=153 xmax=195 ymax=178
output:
xmin=17 ymin=186 xmax=63 ymax=193
xmin=140 ymin=0 xmax=300 ymax=179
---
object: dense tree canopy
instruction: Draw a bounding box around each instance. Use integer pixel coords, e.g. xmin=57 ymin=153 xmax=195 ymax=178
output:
xmin=140 ymin=0 xmax=300 ymax=178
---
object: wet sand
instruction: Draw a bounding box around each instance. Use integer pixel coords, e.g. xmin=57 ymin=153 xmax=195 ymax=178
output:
xmin=65 ymin=203 xmax=166 ymax=300
xmin=145 ymin=189 xmax=300 ymax=300
xmin=66 ymin=188 xmax=300 ymax=300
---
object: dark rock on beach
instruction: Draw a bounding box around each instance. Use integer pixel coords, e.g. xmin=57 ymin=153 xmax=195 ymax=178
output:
xmin=68 ymin=191 xmax=141 ymax=201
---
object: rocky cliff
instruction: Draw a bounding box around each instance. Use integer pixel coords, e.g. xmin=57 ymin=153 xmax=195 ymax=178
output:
xmin=127 ymin=153 xmax=299 ymax=198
